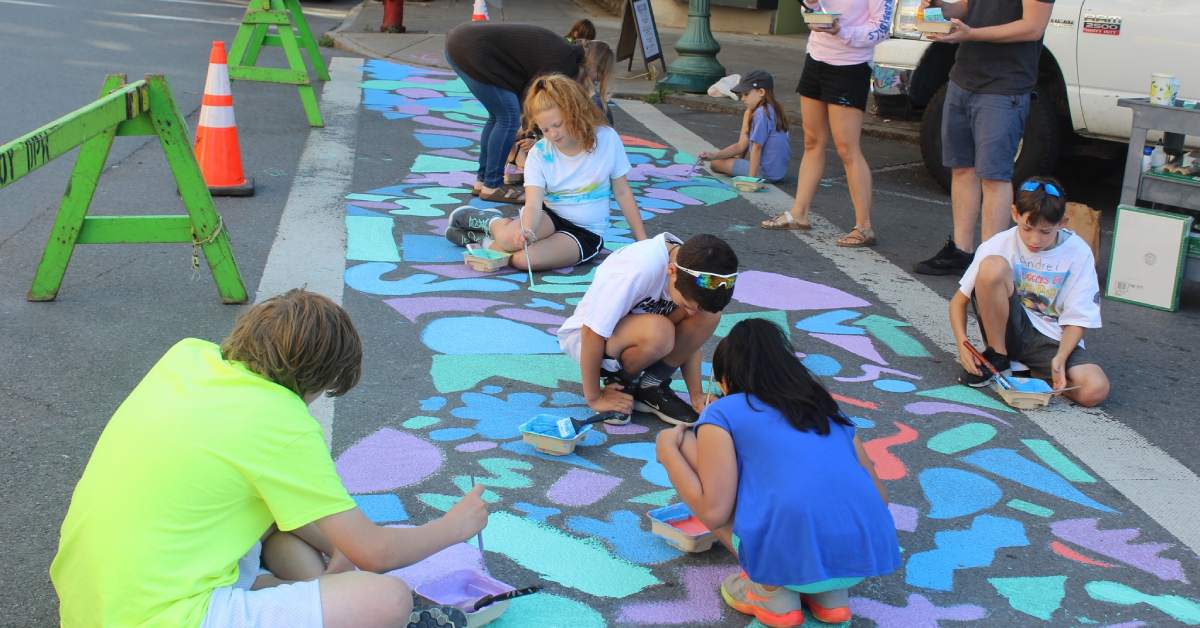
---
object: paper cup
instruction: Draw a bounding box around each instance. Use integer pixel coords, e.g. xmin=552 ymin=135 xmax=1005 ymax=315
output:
xmin=1150 ymin=73 xmax=1180 ymax=106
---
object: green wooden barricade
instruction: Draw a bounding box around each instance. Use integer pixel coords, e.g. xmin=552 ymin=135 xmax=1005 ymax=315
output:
xmin=0 ymin=74 xmax=248 ymax=304
xmin=228 ymin=0 xmax=330 ymax=127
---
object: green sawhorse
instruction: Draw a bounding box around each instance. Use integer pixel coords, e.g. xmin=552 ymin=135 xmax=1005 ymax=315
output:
xmin=0 ymin=74 xmax=248 ymax=304
xmin=228 ymin=0 xmax=330 ymax=127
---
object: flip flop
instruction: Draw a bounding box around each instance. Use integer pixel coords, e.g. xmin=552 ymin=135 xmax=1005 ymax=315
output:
xmin=761 ymin=213 xmax=811 ymax=230
xmin=479 ymin=185 xmax=525 ymax=205
xmin=836 ymin=226 xmax=877 ymax=247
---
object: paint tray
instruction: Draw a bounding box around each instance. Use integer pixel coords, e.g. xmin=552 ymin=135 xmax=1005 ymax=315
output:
xmin=463 ymin=247 xmax=511 ymax=272
xmin=731 ymin=176 xmax=764 ymax=192
xmin=647 ymin=503 xmax=717 ymax=552
xmin=414 ymin=569 xmax=513 ymax=628
xmin=519 ymin=414 xmax=594 ymax=456
xmin=992 ymin=376 xmax=1054 ymax=409
xmin=916 ymin=7 xmax=954 ymax=33
xmin=802 ymin=11 xmax=840 ymax=25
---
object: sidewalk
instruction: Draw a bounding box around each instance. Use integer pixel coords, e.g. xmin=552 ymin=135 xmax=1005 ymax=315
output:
xmin=328 ymin=0 xmax=920 ymax=143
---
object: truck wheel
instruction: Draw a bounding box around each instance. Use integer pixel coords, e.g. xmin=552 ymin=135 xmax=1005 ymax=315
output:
xmin=920 ymin=84 xmax=1062 ymax=192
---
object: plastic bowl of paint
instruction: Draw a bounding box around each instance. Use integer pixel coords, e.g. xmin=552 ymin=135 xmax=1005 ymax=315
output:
xmin=647 ymin=503 xmax=717 ymax=552
xmin=802 ymin=11 xmax=840 ymax=25
xmin=463 ymin=247 xmax=512 ymax=272
xmin=519 ymin=414 xmax=593 ymax=456
xmin=731 ymin=176 xmax=764 ymax=192
xmin=992 ymin=376 xmax=1054 ymax=410
xmin=414 ymin=569 xmax=513 ymax=627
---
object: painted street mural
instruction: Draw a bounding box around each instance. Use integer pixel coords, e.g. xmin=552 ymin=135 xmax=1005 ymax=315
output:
xmin=337 ymin=61 xmax=1200 ymax=626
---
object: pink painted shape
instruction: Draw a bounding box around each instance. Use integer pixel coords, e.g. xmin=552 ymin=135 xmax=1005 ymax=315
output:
xmin=835 ymin=364 xmax=923 ymax=383
xmin=1049 ymin=540 xmax=1114 ymax=568
xmin=904 ymin=401 xmax=1013 ymax=427
xmin=494 ymin=308 xmax=568 ymax=326
xmin=410 ymin=264 xmax=506 ymax=279
xmin=850 ymin=593 xmax=986 ymax=628
xmin=889 ymin=503 xmax=919 ymax=532
xmin=811 ymin=332 xmax=889 ymax=365
xmin=617 ymin=565 xmax=739 ymax=624
xmin=415 ymin=128 xmax=481 ymax=140
xmin=383 ymin=297 xmax=506 ymax=322
xmin=625 ymin=163 xmax=693 ymax=182
xmin=733 ymin=270 xmax=870 ymax=311
xmin=396 ymin=87 xmax=445 ymax=98
xmin=1051 ymin=518 xmax=1187 ymax=583
xmin=347 ymin=200 xmax=403 ymax=209
xmin=604 ymin=423 xmax=650 ymax=435
xmin=863 ymin=421 xmax=918 ymax=480
xmin=644 ymin=187 xmax=703 ymax=205
xmin=546 ymin=469 xmax=623 ymax=507
xmin=336 ymin=428 xmax=443 ymax=492
xmin=455 ymin=441 xmax=498 ymax=453
xmin=671 ymin=517 xmax=710 ymax=536
xmin=415 ymin=115 xmax=478 ymax=130
xmin=387 ymin=527 xmax=485 ymax=590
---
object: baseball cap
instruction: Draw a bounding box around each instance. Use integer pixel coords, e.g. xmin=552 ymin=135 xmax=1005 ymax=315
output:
xmin=730 ymin=70 xmax=773 ymax=94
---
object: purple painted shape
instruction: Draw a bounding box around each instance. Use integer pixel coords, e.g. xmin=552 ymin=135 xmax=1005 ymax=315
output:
xmin=733 ymin=271 xmax=870 ymax=311
xmin=396 ymin=87 xmax=445 ymax=98
xmin=625 ymin=163 xmax=693 ymax=182
xmin=546 ymin=469 xmax=623 ymax=507
xmin=411 ymin=264 xmax=506 ymax=279
xmin=811 ymin=333 xmax=889 ymax=365
xmin=415 ymin=115 xmax=477 ymax=130
xmin=889 ymin=503 xmax=919 ymax=532
xmin=426 ymin=218 xmax=449 ymax=235
xmin=904 ymin=401 xmax=1013 ymax=427
xmin=1101 ymin=622 xmax=1147 ymax=628
xmin=617 ymin=565 xmax=739 ymax=624
xmin=1051 ymin=518 xmax=1187 ymax=583
xmin=836 ymin=364 xmax=924 ymax=383
xmin=336 ymin=428 xmax=443 ymax=492
xmin=455 ymin=440 xmax=498 ymax=453
xmin=494 ymin=308 xmax=568 ymax=326
xmin=393 ymin=104 xmax=429 ymax=115
xmin=431 ymin=149 xmax=477 ymax=159
xmin=851 ymin=594 xmax=987 ymax=628
xmin=383 ymin=297 xmax=506 ymax=322
xmin=387 ymin=528 xmax=485 ymax=590
xmin=405 ymin=172 xmax=478 ymax=187
xmin=415 ymin=128 xmax=482 ymax=140
xmin=605 ymin=423 xmax=650 ymax=435
xmin=644 ymin=187 xmax=703 ymax=205
xmin=348 ymin=200 xmax=404 ymax=209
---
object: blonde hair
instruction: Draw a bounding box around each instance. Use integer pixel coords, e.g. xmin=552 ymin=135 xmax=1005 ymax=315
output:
xmin=524 ymin=73 xmax=606 ymax=152
xmin=582 ymin=40 xmax=615 ymax=117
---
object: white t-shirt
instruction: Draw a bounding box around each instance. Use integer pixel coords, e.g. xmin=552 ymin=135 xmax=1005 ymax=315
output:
xmin=959 ymin=227 xmax=1102 ymax=344
xmin=558 ymin=232 xmax=683 ymax=342
xmin=524 ymin=125 xmax=632 ymax=237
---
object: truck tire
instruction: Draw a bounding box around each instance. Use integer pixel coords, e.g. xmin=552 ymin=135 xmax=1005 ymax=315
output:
xmin=920 ymin=83 xmax=1062 ymax=192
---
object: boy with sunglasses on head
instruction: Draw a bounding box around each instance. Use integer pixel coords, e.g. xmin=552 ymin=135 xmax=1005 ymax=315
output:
xmin=950 ymin=176 xmax=1110 ymax=407
xmin=557 ymin=233 xmax=740 ymax=426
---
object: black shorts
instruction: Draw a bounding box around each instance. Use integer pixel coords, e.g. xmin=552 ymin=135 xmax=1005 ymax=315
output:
xmin=543 ymin=206 xmax=605 ymax=264
xmin=973 ymin=293 xmax=1095 ymax=376
xmin=796 ymin=54 xmax=872 ymax=111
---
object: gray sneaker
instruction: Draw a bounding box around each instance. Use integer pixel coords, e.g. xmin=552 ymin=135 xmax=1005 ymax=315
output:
xmin=444 ymin=225 xmax=484 ymax=247
xmin=449 ymin=205 xmax=501 ymax=234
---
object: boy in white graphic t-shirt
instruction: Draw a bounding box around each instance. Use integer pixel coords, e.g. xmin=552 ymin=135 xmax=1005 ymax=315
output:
xmin=558 ymin=233 xmax=739 ymax=426
xmin=950 ymin=177 xmax=1110 ymax=407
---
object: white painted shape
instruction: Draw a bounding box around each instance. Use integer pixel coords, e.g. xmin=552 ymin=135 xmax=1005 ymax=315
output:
xmin=614 ymin=97 xmax=1200 ymax=553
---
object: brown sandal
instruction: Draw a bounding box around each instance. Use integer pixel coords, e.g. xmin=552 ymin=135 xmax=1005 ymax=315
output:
xmin=837 ymin=226 xmax=876 ymax=247
xmin=761 ymin=213 xmax=811 ymax=230
xmin=479 ymin=185 xmax=525 ymax=205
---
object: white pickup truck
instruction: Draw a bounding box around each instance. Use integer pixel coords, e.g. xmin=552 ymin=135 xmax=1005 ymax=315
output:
xmin=870 ymin=0 xmax=1200 ymax=190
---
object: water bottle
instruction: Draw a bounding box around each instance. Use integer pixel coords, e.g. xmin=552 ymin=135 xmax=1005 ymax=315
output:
xmin=1151 ymin=144 xmax=1167 ymax=169
xmin=1143 ymin=146 xmax=1154 ymax=172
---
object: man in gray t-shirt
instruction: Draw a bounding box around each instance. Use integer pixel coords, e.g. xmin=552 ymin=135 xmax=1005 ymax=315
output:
xmin=912 ymin=0 xmax=1055 ymax=276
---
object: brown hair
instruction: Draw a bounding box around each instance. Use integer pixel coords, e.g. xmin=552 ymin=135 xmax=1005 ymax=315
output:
xmin=674 ymin=234 xmax=739 ymax=313
xmin=753 ymin=89 xmax=789 ymax=133
xmin=566 ymin=18 xmax=596 ymax=42
xmin=1015 ymin=175 xmax=1068 ymax=224
xmin=524 ymin=73 xmax=606 ymax=152
xmin=582 ymin=40 xmax=615 ymax=119
xmin=220 ymin=289 xmax=362 ymax=398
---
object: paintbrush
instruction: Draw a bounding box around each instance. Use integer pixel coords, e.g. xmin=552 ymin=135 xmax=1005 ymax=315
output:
xmin=471 ymin=586 xmax=542 ymax=611
xmin=519 ymin=210 xmax=536 ymax=288
xmin=962 ymin=341 xmax=1014 ymax=390
xmin=684 ymin=156 xmax=701 ymax=178
xmin=469 ymin=475 xmax=485 ymax=554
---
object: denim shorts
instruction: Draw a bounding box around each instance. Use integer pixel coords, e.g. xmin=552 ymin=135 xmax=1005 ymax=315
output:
xmin=941 ymin=80 xmax=1031 ymax=181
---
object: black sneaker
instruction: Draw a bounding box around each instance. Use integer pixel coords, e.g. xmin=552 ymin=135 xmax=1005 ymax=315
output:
xmin=448 ymin=205 xmax=501 ymax=234
xmin=599 ymin=367 xmax=638 ymax=425
xmin=635 ymin=379 xmax=700 ymax=426
xmin=444 ymin=225 xmax=484 ymax=247
xmin=913 ymin=237 xmax=974 ymax=276
xmin=959 ymin=347 xmax=1011 ymax=388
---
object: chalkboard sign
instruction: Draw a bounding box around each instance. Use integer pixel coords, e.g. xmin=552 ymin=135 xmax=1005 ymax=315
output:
xmin=616 ymin=0 xmax=667 ymax=75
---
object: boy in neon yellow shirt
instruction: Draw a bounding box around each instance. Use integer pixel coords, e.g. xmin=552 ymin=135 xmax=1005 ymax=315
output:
xmin=51 ymin=289 xmax=486 ymax=628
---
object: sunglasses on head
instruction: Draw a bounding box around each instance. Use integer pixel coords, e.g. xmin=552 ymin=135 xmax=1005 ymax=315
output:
xmin=1020 ymin=180 xmax=1061 ymax=197
xmin=675 ymin=263 xmax=738 ymax=290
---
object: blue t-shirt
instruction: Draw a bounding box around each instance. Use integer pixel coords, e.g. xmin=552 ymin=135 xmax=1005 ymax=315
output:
xmin=696 ymin=393 xmax=900 ymax=586
xmin=748 ymin=106 xmax=791 ymax=182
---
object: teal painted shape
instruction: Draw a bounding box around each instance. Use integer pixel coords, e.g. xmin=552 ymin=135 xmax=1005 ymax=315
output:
xmin=852 ymin=314 xmax=931 ymax=357
xmin=673 ymin=151 xmax=696 ymax=164
xmin=1006 ymin=499 xmax=1053 ymax=517
xmin=540 ymin=268 xmax=596 ymax=284
xmin=1085 ymin=581 xmax=1200 ymax=625
xmin=412 ymin=154 xmax=480 ymax=173
xmin=347 ymin=192 xmax=401 ymax=202
xmin=714 ymin=310 xmax=790 ymax=338
xmin=625 ymin=146 xmax=668 ymax=159
xmin=422 ymin=317 xmax=560 ymax=355
xmin=794 ymin=309 xmax=865 ymax=335
xmin=961 ymin=448 xmax=1115 ymax=513
xmin=444 ymin=111 xmax=487 ymax=125
xmin=390 ymin=186 xmax=471 ymax=217
xmin=414 ymin=133 xmax=473 ymax=149
xmin=402 ymin=415 xmax=440 ymax=429
xmin=529 ymin=283 xmax=589 ymax=294
xmin=491 ymin=592 xmax=606 ymax=627
xmin=628 ymin=489 xmax=677 ymax=506
xmin=927 ymin=423 xmax=997 ymax=454
xmin=346 ymin=216 xmax=401 ymax=262
xmin=989 ymin=576 xmax=1067 ymax=620
xmin=430 ymin=353 xmax=580 ymax=392
xmin=916 ymin=385 xmax=1015 ymax=413
xmin=675 ymin=184 xmax=738 ymax=204
xmin=1022 ymin=439 xmax=1097 ymax=483
xmin=344 ymin=265 xmax=518 ymax=296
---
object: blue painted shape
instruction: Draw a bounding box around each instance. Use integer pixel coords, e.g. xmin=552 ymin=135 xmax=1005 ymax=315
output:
xmin=918 ymin=467 xmax=1003 ymax=519
xmin=550 ymin=391 xmax=587 ymax=406
xmin=452 ymin=391 xmax=589 ymax=439
xmin=906 ymin=515 xmax=1029 ymax=591
xmin=346 ymin=216 xmax=401 ymax=262
xmin=420 ymin=396 xmax=447 ymax=412
xmin=500 ymin=440 xmax=604 ymax=470
xmin=961 ymin=448 xmax=1116 ymax=513
xmin=422 ymin=317 xmax=560 ymax=355
xmin=346 ymin=204 xmax=392 ymax=218
xmin=402 ymin=234 xmax=467 ymax=263
xmin=565 ymin=510 xmax=683 ymax=565
xmin=414 ymin=132 xmax=473 ymax=149
xmin=610 ymin=442 xmax=671 ymax=487
xmin=513 ymin=501 xmax=561 ymax=522
xmin=352 ymin=493 xmax=409 ymax=523
xmin=627 ymin=153 xmax=652 ymax=165
xmin=801 ymin=354 xmax=842 ymax=377
xmin=850 ymin=416 xmax=876 ymax=428
xmin=526 ymin=298 xmax=565 ymax=311
xmin=635 ymin=196 xmax=684 ymax=210
xmin=481 ymin=385 xmax=503 ymax=394
xmin=345 ymin=264 xmax=518 ymax=296
xmin=429 ymin=427 xmax=475 ymax=441
xmin=875 ymin=379 xmax=918 ymax=393
xmin=794 ymin=309 xmax=865 ymax=335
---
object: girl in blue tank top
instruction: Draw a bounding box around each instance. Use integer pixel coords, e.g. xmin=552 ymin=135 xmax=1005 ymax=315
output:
xmin=657 ymin=319 xmax=900 ymax=627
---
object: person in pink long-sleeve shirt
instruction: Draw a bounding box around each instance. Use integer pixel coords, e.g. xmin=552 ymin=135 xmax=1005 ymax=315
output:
xmin=761 ymin=0 xmax=894 ymax=249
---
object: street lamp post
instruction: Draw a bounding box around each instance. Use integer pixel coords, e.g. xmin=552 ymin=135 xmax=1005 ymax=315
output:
xmin=656 ymin=0 xmax=726 ymax=93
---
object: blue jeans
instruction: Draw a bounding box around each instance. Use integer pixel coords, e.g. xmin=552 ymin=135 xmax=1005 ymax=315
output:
xmin=941 ymin=80 xmax=1031 ymax=181
xmin=448 ymin=59 xmax=521 ymax=188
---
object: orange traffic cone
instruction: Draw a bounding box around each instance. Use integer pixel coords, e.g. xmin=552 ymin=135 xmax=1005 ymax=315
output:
xmin=195 ymin=41 xmax=254 ymax=196
xmin=471 ymin=0 xmax=489 ymax=21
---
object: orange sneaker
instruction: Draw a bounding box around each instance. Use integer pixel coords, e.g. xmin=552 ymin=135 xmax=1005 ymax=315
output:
xmin=720 ymin=572 xmax=805 ymax=628
xmin=802 ymin=591 xmax=853 ymax=623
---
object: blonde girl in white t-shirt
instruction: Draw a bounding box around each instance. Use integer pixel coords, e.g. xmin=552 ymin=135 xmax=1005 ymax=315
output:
xmin=445 ymin=74 xmax=648 ymax=270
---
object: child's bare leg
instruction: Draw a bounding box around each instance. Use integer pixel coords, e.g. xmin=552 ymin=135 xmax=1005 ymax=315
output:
xmin=709 ymin=158 xmax=736 ymax=175
xmin=606 ymin=314 xmax=676 ymax=375
xmin=486 ymin=212 xmax=555 ymax=254
xmin=662 ymin=310 xmax=721 ymax=368
xmin=677 ymin=428 xmax=738 ymax=555
xmin=320 ymin=571 xmax=414 ymax=628
xmin=262 ymin=529 xmax=326 ymax=582
xmin=1064 ymin=363 xmax=1110 ymax=407
xmin=511 ymin=233 xmax=582 ymax=270
xmin=973 ymin=255 xmax=1014 ymax=354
